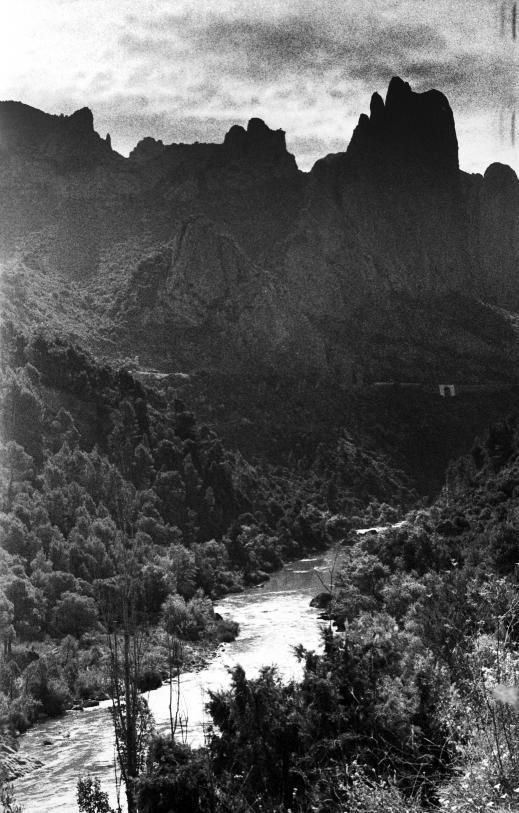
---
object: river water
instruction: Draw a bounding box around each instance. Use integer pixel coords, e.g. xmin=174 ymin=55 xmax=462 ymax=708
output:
xmin=14 ymin=548 xmax=342 ymax=812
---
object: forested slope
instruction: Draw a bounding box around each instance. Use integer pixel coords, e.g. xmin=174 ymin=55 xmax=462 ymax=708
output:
xmin=0 ymin=320 xmax=412 ymax=743
xmin=132 ymin=413 xmax=519 ymax=812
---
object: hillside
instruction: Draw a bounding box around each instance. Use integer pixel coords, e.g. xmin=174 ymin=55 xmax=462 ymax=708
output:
xmin=2 ymin=78 xmax=519 ymax=384
xmin=6 ymin=74 xmax=519 ymax=813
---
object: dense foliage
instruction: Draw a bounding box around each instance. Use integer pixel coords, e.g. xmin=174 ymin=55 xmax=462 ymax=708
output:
xmin=0 ymin=321 xmax=412 ymax=741
xmin=134 ymin=410 xmax=519 ymax=812
xmin=6 ymin=317 xmax=519 ymax=811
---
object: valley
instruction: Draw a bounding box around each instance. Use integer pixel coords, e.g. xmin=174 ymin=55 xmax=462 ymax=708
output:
xmin=3 ymin=75 xmax=519 ymax=812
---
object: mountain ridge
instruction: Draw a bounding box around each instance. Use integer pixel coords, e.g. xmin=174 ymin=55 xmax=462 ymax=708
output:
xmin=2 ymin=77 xmax=519 ymax=385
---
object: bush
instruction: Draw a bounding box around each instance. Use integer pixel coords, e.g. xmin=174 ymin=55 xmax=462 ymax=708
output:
xmin=215 ymin=618 xmax=239 ymax=643
xmin=162 ymin=593 xmax=216 ymax=642
xmin=77 ymin=776 xmax=114 ymax=813
xmin=308 ymin=764 xmax=424 ymax=813
xmin=7 ymin=702 xmax=30 ymax=734
xmin=52 ymin=592 xmax=98 ymax=638
xmin=136 ymin=668 xmax=162 ymax=693
xmin=41 ymin=677 xmax=70 ymax=716
xmin=24 ymin=660 xmax=70 ymax=717
xmin=136 ymin=737 xmax=217 ymax=813
xmin=75 ymin=667 xmax=106 ymax=701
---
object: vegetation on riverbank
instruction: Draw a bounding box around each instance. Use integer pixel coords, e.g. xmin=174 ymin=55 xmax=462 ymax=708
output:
xmin=130 ymin=410 xmax=519 ymax=812
xmin=0 ymin=322 xmax=412 ymax=793
xmin=5 ymin=318 xmax=519 ymax=811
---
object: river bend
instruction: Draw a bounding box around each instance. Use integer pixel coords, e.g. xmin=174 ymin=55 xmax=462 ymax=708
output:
xmin=15 ymin=549 xmax=341 ymax=812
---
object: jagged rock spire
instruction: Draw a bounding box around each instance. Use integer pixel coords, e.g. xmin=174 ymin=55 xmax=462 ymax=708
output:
xmin=346 ymin=76 xmax=459 ymax=177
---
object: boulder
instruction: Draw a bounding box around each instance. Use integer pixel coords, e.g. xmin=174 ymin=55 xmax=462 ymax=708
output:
xmin=310 ymin=592 xmax=333 ymax=609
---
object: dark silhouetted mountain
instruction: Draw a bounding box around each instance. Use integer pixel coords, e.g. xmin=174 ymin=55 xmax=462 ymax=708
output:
xmin=2 ymin=78 xmax=519 ymax=384
xmin=347 ymin=76 xmax=459 ymax=177
xmin=0 ymin=101 xmax=113 ymax=166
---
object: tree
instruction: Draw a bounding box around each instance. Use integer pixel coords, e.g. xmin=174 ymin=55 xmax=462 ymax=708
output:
xmin=207 ymin=665 xmax=305 ymax=809
xmin=96 ymin=537 xmax=154 ymax=813
xmin=2 ymin=575 xmax=44 ymax=640
xmin=1 ymin=371 xmax=44 ymax=462
xmin=52 ymin=592 xmax=98 ymax=637
xmin=77 ymin=776 xmax=114 ymax=813
xmin=24 ymin=658 xmax=70 ymax=717
xmin=0 ymin=441 xmax=33 ymax=508
xmin=161 ymin=599 xmax=186 ymax=741
xmin=164 ymin=545 xmax=196 ymax=599
xmin=137 ymin=738 xmax=217 ymax=813
xmin=0 ymin=591 xmax=15 ymax=656
xmin=132 ymin=442 xmax=155 ymax=490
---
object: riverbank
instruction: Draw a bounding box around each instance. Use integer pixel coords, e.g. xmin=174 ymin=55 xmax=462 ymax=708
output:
xmin=2 ymin=518 xmax=390 ymax=790
xmin=1 ymin=610 xmax=239 ymax=784
xmin=14 ymin=550 xmax=337 ymax=812
xmin=1 ymin=731 xmax=43 ymax=783
xmin=1 ymin=640 xmax=220 ymax=784
xmin=2 ymin=533 xmax=347 ymax=788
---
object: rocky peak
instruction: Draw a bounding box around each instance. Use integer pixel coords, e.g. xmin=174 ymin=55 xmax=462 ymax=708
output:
xmin=129 ymin=136 xmax=166 ymax=162
xmin=66 ymin=106 xmax=95 ymax=134
xmin=0 ymin=100 xmax=113 ymax=168
xmin=223 ymin=118 xmax=296 ymax=168
xmin=0 ymin=101 xmax=55 ymax=151
xmin=483 ymin=162 xmax=519 ymax=191
xmin=346 ymin=76 xmax=459 ymax=178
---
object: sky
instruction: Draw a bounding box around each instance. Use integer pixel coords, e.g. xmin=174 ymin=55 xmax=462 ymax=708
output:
xmin=1 ymin=0 xmax=519 ymax=173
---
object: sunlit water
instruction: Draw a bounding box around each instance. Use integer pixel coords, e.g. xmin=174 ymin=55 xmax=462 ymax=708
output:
xmin=14 ymin=549 xmax=342 ymax=812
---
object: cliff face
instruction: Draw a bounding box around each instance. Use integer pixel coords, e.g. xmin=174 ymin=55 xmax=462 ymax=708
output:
xmin=0 ymin=102 xmax=140 ymax=274
xmin=346 ymin=77 xmax=459 ymax=176
xmin=2 ymin=79 xmax=519 ymax=382
xmin=307 ymin=76 xmax=469 ymax=302
xmin=0 ymin=102 xmax=111 ymax=163
xmin=466 ymin=163 xmax=519 ymax=308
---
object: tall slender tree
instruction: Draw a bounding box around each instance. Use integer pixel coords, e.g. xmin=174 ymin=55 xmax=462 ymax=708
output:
xmin=96 ymin=533 xmax=153 ymax=813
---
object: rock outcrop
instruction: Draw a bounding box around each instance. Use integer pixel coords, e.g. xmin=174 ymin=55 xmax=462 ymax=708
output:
xmin=116 ymin=216 xmax=326 ymax=371
xmin=308 ymin=77 xmax=468 ymax=304
xmin=129 ymin=136 xmax=166 ymax=162
xmin=2 ymin=77 xmax=519 ymax=382
xmin=469 ymin=163 xmax=519 ymax=308
xmin=346 ymin=76 xmax=459 ymax=177
xmin=223 ymin=118 xmax=296 ymax=169
xmin=0 ymin=101 xmax=113 ymax=167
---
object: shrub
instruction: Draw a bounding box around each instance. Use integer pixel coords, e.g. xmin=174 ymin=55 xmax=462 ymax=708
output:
xmin=136 ymin=668 xmax=162 ymax=693
xmin=41 ymin=677 xmax=70 ymax=716
xmin=52 ymin=592 xmax=98 ymax=638
xmin=77 ymin=776 xmax=114 ymax=813
xmin=75 ymin=667 xmax=106 ymax=701
xmin=215 ymin=618 xmax=239 ymax=643
xmin=7 ymin=702 xmax=30 ymax=734
xmin=136 ymin=737 xmax=217 ymax=813
xmin=0 ymin=782 xmax=23 ymax=813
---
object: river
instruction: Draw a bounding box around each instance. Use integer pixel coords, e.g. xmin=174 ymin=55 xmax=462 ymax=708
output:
xmin=14 ymin=547 xmax=342 ymax=812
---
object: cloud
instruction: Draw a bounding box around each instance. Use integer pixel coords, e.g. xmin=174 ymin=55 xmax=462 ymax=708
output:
xmin=121 ymin=11 xmax=447 ymax=86
xmin=3 ymin=0 xmax=517 ymax=174
xmin=113 ymin=8 xmax=458 ymax=164
xmin=115 ymin=8 xmax=515 ymax=155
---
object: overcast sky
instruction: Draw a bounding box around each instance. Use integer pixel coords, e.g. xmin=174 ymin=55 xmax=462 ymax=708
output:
xmin=1 ymin=0 xmax=518 ymax=172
